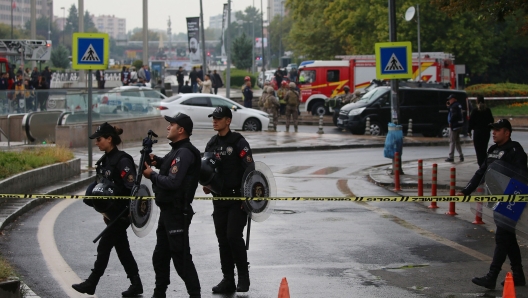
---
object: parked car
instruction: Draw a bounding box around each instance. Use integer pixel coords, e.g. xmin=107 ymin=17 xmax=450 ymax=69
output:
xmin=337 ymin=86 xmax=468 ymax=137
xmin=258 ymin=70 xmax=275 ymax=88
xmin=155 ymin=93 xmax=270 ymax=131
xmin=95 ymin=86 xmax=166 ymax=114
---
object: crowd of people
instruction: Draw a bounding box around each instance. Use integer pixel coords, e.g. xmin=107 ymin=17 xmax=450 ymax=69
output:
xmin=0 ymin=65 xmax=51 ymax=114
xmin=176 ymin=66 xmax=224 ymax=95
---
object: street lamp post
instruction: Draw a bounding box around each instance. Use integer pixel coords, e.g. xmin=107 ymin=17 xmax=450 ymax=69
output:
xmin=405 ymin=5 xmax=421 ymax=81
xmin=252 ymin=0 xmax=255 ymax=74
xmin=279 ymin=1 xmax=284 ymax=67
xmin=61 ymin=7 xmax=65 ymax=44
xmin=47 ymin=0 xmax=52 ymax=40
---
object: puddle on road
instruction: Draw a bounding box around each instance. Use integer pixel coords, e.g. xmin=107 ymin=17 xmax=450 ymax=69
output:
xmin=310 ymin=167 xmax=345 ymax=175
xmin=279 ymin=166 xmax=312 ymax=174
xmin=273 ymin=209 xmax=296 ymax=215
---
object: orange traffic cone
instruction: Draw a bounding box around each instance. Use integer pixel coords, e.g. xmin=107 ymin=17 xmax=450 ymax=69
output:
xmin=503 ymin=272 xmax=516 ymax=298
xmin=278 ymin=277 xmax=290 ymax=298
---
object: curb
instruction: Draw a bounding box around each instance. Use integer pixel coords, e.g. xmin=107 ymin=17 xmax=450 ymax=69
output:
xmin=0 ymin=172 xmax=95 ymax=231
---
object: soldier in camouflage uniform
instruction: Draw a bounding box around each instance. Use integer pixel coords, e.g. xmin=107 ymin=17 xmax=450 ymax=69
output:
xmin=284 ymin=82 xmax=301 ymax=132
xmin=341 ymin=86 xmax=355 ymax=105
xmin=264 ymin=86 xmax=280 ymax=131
xmin=258 ymin=85 xmax=268 ymax=109
xmin=277 ymin=81 xmax=288 ymax=116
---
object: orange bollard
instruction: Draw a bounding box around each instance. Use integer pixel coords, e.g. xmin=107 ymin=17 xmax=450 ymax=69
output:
xmin=418 ymin=160 xmax=423 ymax=196
xmin=393 ymin=152 xmax=402 ymax=191
xmin=278 ymin=277 xmax=291 ymax=298
xmin=446 ymin=167 xmax=458 ymax=215
xmin=503 ymin=272 xmax=516 ymax=298
xmin=428 ymin=163 xmax=439 ymax=209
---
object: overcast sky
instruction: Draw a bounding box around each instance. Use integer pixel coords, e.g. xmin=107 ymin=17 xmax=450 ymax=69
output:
xmin=52 ymin=0 xmax=263 ymax=33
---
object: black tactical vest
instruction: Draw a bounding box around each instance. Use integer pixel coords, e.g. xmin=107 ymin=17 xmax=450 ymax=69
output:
xmin=153 ymin=139 xmax=201 ymax=209
xmin=205 ymin=131 xmax=244 ymax=192
xmin=93 ymin=149 xmax=134 ymax=216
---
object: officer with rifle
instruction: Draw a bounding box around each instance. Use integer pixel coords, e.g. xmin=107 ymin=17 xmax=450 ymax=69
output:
xmin=72 ymin=122 xmax=143 ymax=297
xmin=142 ymin=113 xmax=202 ymax=298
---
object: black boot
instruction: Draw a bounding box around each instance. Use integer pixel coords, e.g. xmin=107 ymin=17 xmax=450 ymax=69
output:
xmin=122 ymin=274 xmax=143 ymax=297
xmin=72 ymin=275 xmax=99 ymax=295
xmin=212 ymin=276 xmax=236 ymax=293
xmin=472 ymin=270 xmax=499 ymax=289
xmin=150 ymin=287 xmax=166 ymax=298
xmin=501 ymin=266 xmax=526 ymax=286
xmin=237 ymin=273 xmax=250 ymax=292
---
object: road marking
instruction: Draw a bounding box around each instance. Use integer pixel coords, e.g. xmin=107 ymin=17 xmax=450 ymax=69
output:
xmin=337 ymin=179 xmax=492 ymax=262
xmin=37 ymin=199 xmax=97 ymax=298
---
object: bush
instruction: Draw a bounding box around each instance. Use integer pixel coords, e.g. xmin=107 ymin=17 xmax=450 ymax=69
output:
xmin=465 ymin=83 xmax=528 ymax=98
xmin=132 ymin=60 xmax=143 ymax=71
xmin=223 ymin=69 xmax=257 ymax=88
xmin=0 ymin=256 xmax=16 ymax=282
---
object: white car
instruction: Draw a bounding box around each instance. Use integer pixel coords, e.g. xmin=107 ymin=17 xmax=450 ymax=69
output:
xmin=258 ymin=70 xmax=275 ymax=88
xmin=96 ymin=86 xmax=166 ymax=114
xmin=156 ymin=93 xmax=270 ymax=131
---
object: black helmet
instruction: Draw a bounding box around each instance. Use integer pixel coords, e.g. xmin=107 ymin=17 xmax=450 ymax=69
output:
xmin=90 ymin=182 xmax=117 ymax=213
xmin=199 ymin=152 xmax=224 ymax=194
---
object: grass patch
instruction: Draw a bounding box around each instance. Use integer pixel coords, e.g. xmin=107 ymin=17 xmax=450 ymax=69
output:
xmin=0 ymin=146 xmax=74 ymax=180
xmin=0 ymin=255 xmax=16 ymax=282
xmin=490 ymin=102 xmax=528 ymax=116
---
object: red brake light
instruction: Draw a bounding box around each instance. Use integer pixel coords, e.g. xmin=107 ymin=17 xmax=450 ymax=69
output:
xmin=157 ymin=106 xmax=168 ymax=110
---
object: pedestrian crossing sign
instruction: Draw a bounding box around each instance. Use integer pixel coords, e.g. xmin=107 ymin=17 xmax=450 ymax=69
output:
xmin=375 ymin=42 xmax=412 ymax=79
xmin=72 ymin=33 xmax=109 ymax=70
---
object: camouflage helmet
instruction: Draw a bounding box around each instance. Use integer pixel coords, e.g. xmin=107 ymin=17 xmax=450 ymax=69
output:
xmin=355 ymin=90 xmax=361 ymax=96
xmin=267 ymin=86 xmax=275 ymax=93
xmin=343 ymin=85 xmax=350 ymax=90
xmin=289 ymin=82 xmax=296 ymax=88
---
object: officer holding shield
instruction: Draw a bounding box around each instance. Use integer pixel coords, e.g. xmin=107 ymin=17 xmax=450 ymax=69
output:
xmin=72 ymin=122 xmax=143 ymax=297
xmin=142 ymin=113 xmax=202 ymax=298
xmin=203 ymin=106 xmax=254 ymax=293
xmin=458 ymin=119 xmax=527 ymax=289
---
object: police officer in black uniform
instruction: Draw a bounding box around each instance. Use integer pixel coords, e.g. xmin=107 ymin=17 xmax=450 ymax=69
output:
xmin=458 ymin=119 xmax=527 ymax=289
xmin=143 ymin=113 xmax=201 ymax=298
xmin=203 ymin=106 xmax=255 ymax=293
xmin=72 ymin=122 xmax=143 ymax=297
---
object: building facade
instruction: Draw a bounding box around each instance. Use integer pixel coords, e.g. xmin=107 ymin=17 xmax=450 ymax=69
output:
xmin=268 ymin=0 xmax=285 ymax=21
xmin=91 ymin=14 xmax=126 ymax=39
xmin=0 ymin=0 xmax=53 ymax=29
xmin=208 ymin=12 xmax=237 ymax=30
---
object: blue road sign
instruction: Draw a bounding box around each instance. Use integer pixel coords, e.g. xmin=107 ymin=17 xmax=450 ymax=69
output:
xmin=375 ymin=42 xmax=412 ymax=79
xmin=72 ymin=33 xmax=109 ymax=70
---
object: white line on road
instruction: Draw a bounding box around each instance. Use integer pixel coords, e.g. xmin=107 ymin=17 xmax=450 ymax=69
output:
xmin=37 ymin=199 xmax=98 ymax=298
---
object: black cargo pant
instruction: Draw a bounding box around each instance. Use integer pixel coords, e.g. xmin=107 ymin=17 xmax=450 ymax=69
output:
xmin=213 ymin=199 xmax=249 ymax=278
xmin=473 ymin=129 xmax=490 ymax=167
xmin=490 ymin=226 xmax=522 ymax=272
xmin=152 ymin=204 xmax=201 ymax=296
xmin=92 ymin=218 xmax=139 ymax=280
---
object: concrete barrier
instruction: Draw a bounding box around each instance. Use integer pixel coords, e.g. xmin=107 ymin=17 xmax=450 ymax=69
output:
xmin=0 ymin=158 xmax=80 ymax=194
xmin=56 ymin=116 xmax=167 ymax=148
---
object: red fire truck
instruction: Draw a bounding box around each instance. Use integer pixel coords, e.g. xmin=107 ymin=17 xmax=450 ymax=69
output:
xmin=297 ymin=52 xmax=456 ymax=115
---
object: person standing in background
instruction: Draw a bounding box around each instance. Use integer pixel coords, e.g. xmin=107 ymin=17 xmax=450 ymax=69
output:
xmin=468 ymin=95 xmax=494 ymax=167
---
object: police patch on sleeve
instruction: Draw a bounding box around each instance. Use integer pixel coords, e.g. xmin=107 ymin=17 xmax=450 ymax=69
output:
xmin=127 ymin=174 xmax=135 ymax=182
xmin=171 ymin=165 xmax=178 ymax=174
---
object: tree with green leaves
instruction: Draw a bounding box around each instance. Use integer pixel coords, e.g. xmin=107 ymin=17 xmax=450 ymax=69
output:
xmin=50 ymin=45 xmax=70 ymax=69
xmin=231 ymin=33 xmax=252 ymax=70
xmin=268 ymin=14 xmax=293 ymax=60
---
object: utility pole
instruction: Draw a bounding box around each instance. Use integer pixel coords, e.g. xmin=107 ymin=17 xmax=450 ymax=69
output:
xmin=10 ymin=0 xmax=13 ymax=39
xmin=78 ymin=0 xmax=84 ymax=83
xmin=31 ymin=0 xmax=36 ymax=68
xmin=142 ymin=0 xmax=148 ymax=65
xmin=389 ymin=0 xmax=399 ymax=124
xmin=261 ymin=0 xmax=265 ymax=77
xmin=226 ymin=0 xmax=232 ymax=98
xmin=252 ymin=0 xmax=255 ymax=74
xmin=279 ymin=1 xmax=283 ymax=67
xmin=200 ymin=0 xmax=207 ymax=74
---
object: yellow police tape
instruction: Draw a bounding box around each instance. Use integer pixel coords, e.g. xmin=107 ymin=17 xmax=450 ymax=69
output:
xmin=0 ymin=193 xmax=525 ymax=203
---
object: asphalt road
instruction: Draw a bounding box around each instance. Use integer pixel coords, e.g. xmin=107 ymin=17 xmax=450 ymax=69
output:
xmin=4 ymin=135 xmax=528 ymax=297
